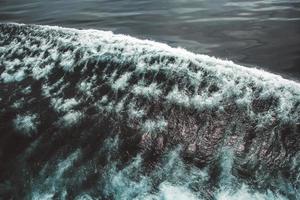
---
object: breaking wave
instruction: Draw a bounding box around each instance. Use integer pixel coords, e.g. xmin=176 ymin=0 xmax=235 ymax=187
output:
xmin=0 ymin=23 xmax=300 ymax=199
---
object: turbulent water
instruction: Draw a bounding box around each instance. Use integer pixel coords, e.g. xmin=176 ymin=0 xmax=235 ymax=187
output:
xmin=0 ymin=23 xmax=300 ymax=199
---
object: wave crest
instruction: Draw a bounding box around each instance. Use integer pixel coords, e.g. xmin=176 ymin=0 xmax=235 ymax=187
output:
xmin=0 ymin=23 xmax=299 ymax=199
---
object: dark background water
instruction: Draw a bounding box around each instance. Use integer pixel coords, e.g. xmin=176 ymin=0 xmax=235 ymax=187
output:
xmin=0 ymin=0 xmax=300 ymax=80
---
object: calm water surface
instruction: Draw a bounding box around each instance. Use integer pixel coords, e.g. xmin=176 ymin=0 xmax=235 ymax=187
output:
xmin=1 ymin=0 xmax=300 ymax=79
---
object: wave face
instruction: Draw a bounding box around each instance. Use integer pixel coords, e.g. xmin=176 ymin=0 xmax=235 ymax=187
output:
xmin=0 ymin=23 xmax=300 ymax=199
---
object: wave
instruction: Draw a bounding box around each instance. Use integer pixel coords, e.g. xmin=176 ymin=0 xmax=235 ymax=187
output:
xmin=0 ymin=23 xmax=299 ymax=199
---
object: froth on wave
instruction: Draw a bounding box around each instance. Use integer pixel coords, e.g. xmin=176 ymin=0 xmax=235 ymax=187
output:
xmin=0 ymin=23 xmax=299 ymax=199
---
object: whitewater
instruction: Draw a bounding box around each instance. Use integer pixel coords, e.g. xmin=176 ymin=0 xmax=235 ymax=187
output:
xmin=0 ymin=23 xmax=299 ymax=199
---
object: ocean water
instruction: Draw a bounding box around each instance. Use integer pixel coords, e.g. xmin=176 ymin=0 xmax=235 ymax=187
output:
xmin=1 ymin=1 xmax=300 ymax=200
xmin=0 ymin=0 xmax=300 ymax=79
xmin=0 ymin=23 xmax=300 ymax=200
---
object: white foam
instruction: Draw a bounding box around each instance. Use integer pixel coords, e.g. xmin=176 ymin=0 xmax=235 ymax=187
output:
xmin=111 ymin=72 xmax=132 ymax=91
xmin=216 ymin=184 xmax=288 ymax=200
xmin=51 ymin=98 xmax=79 ymax=113
xmin=103 ymin=155 xmax=151 ymax=199
xmin=78 ymin=80 xmax=93 ymax=96
xmin=132 ymin=82 xmax=162 ymax=100
xmin=127 ymin=102 xmax=145 ymax=119
xmin=11 ymin=98 xmax=24 ymax=109
xmin=22 ymin=86 xmax=32 ymax=94
xmin=13 ymin=113 xmax=39 ymax=136
xmin=141 ymin=119 xmax=168 ymax=134
xmin=32 ymin=64 xmax=54 ymax=80
xmin=1 ymin=69 xmax=26 ymax=83
xmin=61 ymin=111 xmax=83 ymax=127
xmin=166 ymin=85 xmax=190 ymax=107
xmin=32 ymin=192 xmax=54 ymax=200
xmin=56 ymin=150 xmax=80 ymax=177
xmin=159 ymin=182 xmax=198 ymax=200
xmin=74 ymin=194 xmax=94 ymax=200
xmin=60 ymin=50 xmax=75 ymax=71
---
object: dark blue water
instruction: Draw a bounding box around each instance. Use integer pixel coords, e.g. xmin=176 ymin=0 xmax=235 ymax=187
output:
xmin=1 ymin=0 xmax=300 ymax=79
xmin=1 ymin=2 xmax=300 ymax=199
xmin=1 ymin=23 xmax=300 ymax=200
